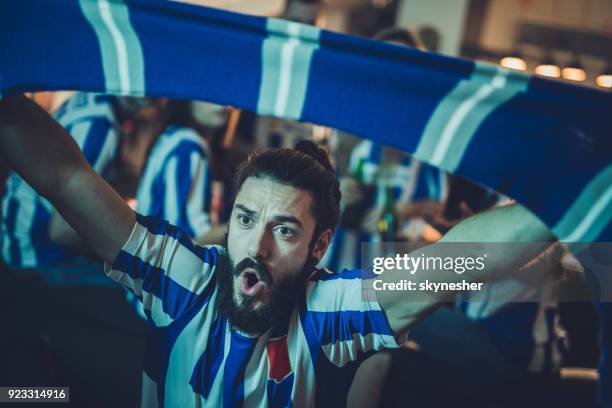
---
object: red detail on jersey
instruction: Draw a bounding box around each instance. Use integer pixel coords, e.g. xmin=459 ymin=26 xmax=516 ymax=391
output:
xmin=267 ymin=336 xmax=292 ymax=382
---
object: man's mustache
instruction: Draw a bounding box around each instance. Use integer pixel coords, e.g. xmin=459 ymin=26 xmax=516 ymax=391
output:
xmin=234 ymin=257 xmax=273 ymax=286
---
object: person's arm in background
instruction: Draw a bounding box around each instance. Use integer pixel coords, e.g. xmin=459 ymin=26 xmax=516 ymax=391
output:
xmin=378 ymin=203 xmax=554 ymax=338
xmin=0 ymin=94 xmax=135 ymax=264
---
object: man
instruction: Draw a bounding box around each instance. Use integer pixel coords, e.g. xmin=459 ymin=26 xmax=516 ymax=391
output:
xmin=0 ymin=94 xmax=552 ymax=406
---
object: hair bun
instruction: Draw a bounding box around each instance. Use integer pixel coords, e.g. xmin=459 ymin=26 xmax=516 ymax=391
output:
xmin=295 ymin=140 xmax=333 ymax=170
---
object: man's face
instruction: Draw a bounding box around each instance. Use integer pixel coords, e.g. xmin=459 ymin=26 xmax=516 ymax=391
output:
xmin=220 ymin=176 xmax=327 ymax=334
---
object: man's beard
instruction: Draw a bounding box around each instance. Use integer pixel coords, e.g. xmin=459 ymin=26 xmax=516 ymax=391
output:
xmin=216 ymin=254 xmax=309 ymax=336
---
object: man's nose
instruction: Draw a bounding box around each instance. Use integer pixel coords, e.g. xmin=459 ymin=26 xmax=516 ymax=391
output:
xmin=247 ymin=225 xmax=271 ymax=260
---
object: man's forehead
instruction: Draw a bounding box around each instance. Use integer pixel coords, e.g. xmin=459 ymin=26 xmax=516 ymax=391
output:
xmin=234 ymin=177 xmax=314 ymax=220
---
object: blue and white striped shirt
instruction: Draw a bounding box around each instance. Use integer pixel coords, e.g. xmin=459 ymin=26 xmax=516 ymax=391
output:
xmin=106 ymin=214 xmax=397 ymax=407
xmin=1 ymin=93 xmax=119 ymax=269
xmin=135 ymin=125 xmax=212 ymax=239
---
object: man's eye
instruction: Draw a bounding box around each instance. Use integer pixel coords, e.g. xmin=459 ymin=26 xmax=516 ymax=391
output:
xmin=275 ymin=226 xmax=295 ymax=238
xmin=238 ymin=214 xmax=252 ymax=225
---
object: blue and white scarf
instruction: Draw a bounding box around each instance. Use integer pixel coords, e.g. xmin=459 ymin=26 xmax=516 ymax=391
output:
xmin=1 ymin=0 xmax=611 ymax=244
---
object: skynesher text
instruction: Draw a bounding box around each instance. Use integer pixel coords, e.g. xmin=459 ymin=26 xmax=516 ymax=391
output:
xmin=372 ymin=279 xmax=484 ymax=292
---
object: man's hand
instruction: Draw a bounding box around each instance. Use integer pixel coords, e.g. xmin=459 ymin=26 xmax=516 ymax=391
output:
xmin=0 ymin=94 xmax=135 ymax=264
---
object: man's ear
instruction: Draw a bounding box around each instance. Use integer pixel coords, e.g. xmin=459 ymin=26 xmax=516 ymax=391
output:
xmin=312 ymin=228 xmax=332 ymax=263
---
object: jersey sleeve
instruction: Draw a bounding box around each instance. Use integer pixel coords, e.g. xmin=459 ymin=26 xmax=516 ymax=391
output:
xmin=104 ymin=213 xmax=220 ymax=327
xmin=302 ymin=269 xmax=398 ymax=367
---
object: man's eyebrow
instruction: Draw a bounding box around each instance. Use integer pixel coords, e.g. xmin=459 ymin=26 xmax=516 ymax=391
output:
xmin=234 ymin=204 xmax=303 ymax=229
xmin=272 ymin=215 xmax=303 ymax=229
xmin=234 ymin=204 xmax=256 ymax=216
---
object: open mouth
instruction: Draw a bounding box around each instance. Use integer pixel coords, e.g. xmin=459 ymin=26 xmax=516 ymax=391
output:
xmin=239 ymin=269 xmax=266 ymax=297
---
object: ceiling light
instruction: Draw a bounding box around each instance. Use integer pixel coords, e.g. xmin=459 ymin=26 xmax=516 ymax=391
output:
xmin=500 ymin=54 xmax=527 ymax=71
xmin=562 ymin=58 xmax=586 ymax=81
xmin=535 ymin=55 xmax=561 ymax=78
xmin=596 ymin=65 xmax=612 ymax=89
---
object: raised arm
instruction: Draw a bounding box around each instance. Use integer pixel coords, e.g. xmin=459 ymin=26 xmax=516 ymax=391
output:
xmin=0 ymin=94 xmax=135 ymax=263
xmin=378 ymin=203 xmax=554 ymax=337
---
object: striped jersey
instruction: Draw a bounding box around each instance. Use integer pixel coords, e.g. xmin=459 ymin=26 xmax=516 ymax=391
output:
xmin=135 ymin=125 xmax=212 ymax=238
xmin=321 ymin=140 xmax=446 ymax=272
xmin=1 ymin=93 xmax=119 ymax=268
xmin=105 ymin=214 xmax=398 ymax=407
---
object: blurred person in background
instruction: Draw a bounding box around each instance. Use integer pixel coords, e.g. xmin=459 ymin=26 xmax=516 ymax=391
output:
xmin=188 ymin=100 xmax=233 ymax=230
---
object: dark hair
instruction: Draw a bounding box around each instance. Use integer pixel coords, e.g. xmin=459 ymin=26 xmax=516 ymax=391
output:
xmin=374 ymin=27 xmax=425 ymax=49
xmin=232 ymin=141 xmax=341 ymax=241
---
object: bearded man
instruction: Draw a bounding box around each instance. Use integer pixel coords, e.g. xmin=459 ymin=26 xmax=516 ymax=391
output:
xmin=0 ymin=94 xmax=552 ymax=407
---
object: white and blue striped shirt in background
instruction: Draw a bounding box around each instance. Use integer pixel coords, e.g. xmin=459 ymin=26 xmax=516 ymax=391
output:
xmin=135 ymin=125 xmax=212 ymax=239
xmin=1 ymin=93 xmax=119 ymax=269
xmin=106 ymin=214 xmax=397 ymax=407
